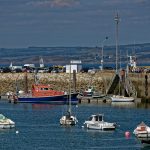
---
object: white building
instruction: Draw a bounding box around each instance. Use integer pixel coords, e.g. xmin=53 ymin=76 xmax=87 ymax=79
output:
xmin=24 ymin=64 xmax=35 ymax=68
xmin=9 ymin=62 xmax=22 ymax=70
xmin=66 ymin=60 xmax=82 ymax=73
xmin=39 ymin=57 xmax=44 ymax=68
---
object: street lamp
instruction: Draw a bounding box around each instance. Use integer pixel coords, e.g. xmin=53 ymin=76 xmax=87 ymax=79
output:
xmin=114 ymin=12 xmax=120 ymax=73
xmin=101 ymin=36 xmax=108 ymax=70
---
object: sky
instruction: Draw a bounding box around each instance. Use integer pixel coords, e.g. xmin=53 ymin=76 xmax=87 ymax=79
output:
xmin=0 ymin=0 xmax=150 ymax=48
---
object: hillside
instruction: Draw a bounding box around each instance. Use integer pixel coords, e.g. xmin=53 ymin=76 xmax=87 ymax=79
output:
xmin=0 ymin=43 xmax=150 ymax=66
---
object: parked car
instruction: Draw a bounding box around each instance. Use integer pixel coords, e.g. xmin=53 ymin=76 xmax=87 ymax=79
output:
xmin=12 ymin=68 xmax=22 ymax=73
xmin=1 ymin=67 xmax=11 ymax=73
xmin=88 ymin=68 xmax=97 ymax=74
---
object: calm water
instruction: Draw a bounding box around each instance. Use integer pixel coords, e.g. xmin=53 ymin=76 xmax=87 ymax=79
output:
xmin=0 ymin=100 xmax=150 ymax=150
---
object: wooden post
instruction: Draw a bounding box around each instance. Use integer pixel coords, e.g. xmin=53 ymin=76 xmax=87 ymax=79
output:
xmin=145 ymin=74 xmax=148 ymax=97
xmin=73 ymin=70 xmax=76 ymax=93
xmin=24 ymin=71 xmax=28 ymax=94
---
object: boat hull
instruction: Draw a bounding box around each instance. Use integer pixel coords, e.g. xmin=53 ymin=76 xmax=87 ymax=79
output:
xmin=0 ymin=124 xmax=15 ymax=129
xmin=141 ymin=139 xmax=150 ymax=145
xmin=84 ymin=120 xmax=116 ymax=130
xmin=111 ymin=96 xmax=134 ymax=102
xmin=135 ymin=132 xmax=150 ymax=138
xmin=85 ymin=123 xmax=116 ymax=130
xmin=17 ymin=93 xmax=78 ymax=104
xmin=136 ymin=137 xmax=150 ymax=146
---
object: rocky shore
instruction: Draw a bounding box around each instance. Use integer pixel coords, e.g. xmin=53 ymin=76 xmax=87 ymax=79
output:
xmin=0 ymin=71 xmax=149 ymax=101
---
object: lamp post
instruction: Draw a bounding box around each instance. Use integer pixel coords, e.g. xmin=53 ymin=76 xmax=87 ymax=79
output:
xmin=101 ymin=36 xmax=108 ymax=70
xmin=114 ymin=12 xmax=120 ymax=73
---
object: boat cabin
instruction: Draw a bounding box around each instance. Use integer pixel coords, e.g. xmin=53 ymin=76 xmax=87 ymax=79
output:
xmin=32 ymin=84 xmax=64 ymax=97
xmin=88 ymin=114 xmax=104 ymax=122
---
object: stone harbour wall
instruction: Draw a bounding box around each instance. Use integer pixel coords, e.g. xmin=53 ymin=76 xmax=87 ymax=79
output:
xmin=0 ymin=71 xmax=149 ymax=101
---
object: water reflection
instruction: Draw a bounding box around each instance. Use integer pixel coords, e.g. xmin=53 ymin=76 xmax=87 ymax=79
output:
xmin=141 ymin=146 xmax=150 ymax=150
xmin=31 ymin=104 xmax=57 ymax=110
xmin=136 ymin=103 xmax=150 ymax=109
xmin=84 ymin=128 xmax=115 ymax=137
xmin=111 ymin=102 xmax=135 ymax=108
xmin=21 ymin=103 xmax=59 ymax=110
xmin=0 ymin=128 xmax=15 ymax=133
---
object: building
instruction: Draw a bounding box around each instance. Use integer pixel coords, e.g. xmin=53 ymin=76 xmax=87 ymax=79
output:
xmin=24 ymin=64 xmax=35 ymax=68
xmin=39 ymin=57 xmax=44 ymax=68
xmin=9 ymin=62 xmax=22 ymax=70
xmin=66 ymin=60 xmax=82 ymax=73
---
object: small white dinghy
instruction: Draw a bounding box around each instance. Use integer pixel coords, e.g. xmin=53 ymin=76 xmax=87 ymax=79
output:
xmin=133 ymin=122 xmax=150 ymax=138
xmin=84 ymin=114 xmax=116 ymax=130
xmin=111 ymin=95 xmax=134 ymax=102
xmin=0 ymin=114 xmax=15 ymax=129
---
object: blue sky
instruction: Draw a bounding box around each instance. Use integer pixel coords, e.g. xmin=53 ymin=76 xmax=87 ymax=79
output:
xmin=0 ymin=0 xmax=150 ymax=48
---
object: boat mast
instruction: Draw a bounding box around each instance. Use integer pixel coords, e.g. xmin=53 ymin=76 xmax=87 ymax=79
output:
xmin=114 ymin=12 xmax=120 ymax=73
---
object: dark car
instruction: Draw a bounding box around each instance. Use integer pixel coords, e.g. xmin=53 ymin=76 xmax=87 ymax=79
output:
xmin=13 ymin=68 xmax=22 ymax=73
xmin=1 ymin=67 xmax=12 ymax=73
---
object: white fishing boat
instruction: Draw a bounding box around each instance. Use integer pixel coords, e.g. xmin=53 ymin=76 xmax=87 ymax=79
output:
xmin=84 ymin=114 xmax=116 ymax=130
xmin=0 ymin=114 xmax=15 ymax=129
xmin=133 ymin=122 xmax=150 ymax=138
xmin=111 ymin=95 xmax=134 ymax=102
xmin=60 ymin=64 xmax=78 ymax=126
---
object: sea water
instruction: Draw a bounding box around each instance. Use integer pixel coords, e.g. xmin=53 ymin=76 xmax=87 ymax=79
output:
xmin=0 ymin=99 xmax=150 ymax=150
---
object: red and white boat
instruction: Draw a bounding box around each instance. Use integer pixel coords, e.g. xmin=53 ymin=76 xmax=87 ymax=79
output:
xmin=133 ymin=122 xmax=150 ymax=138
xmin=8 ymin=84 xmax=78 ymax=104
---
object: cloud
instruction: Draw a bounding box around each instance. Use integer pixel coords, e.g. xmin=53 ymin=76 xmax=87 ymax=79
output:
xmin=50 ymin=0 xmax=80 ymax=8
xmin=102 ymin=0 xmax=149 ymax=6
xmin=27 ymin=0 xmax=80 ymax=8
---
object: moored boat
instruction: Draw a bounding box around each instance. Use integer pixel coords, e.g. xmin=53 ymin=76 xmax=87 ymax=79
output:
xmin=111 ymin=95 xmax=134 ymax=102
xmin=9 ymin=84 xmax=78 ymax=104
xmin=0 ymin=114 xmax=15 ymax=129
xmin=133 ymin=122 xmax=150 ymax=138
xmin=60 ymin=64 xmax=78 ymax=125
xmin=60 ymin=111 xmax=78 ymax=126
xmin=84 ymin=114 xmax=116 ymax=130
xmin=79 ymin=86 xmax=104 ymax=99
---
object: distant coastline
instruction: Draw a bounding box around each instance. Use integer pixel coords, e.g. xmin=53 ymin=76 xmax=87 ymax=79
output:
xmin=0 ymin=43 xmax=150 ymax=67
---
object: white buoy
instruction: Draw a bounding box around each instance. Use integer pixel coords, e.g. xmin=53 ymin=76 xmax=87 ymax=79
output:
xmin=16 ymin=130 xmax=19 ymax=134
